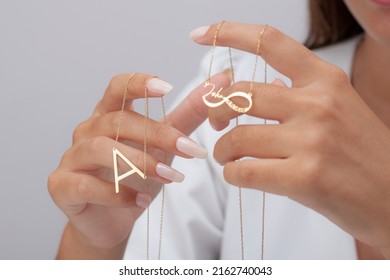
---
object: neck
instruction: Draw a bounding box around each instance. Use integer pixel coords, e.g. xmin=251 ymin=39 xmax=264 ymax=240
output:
xmin=352 ymin=34 xmax=390 ymax=126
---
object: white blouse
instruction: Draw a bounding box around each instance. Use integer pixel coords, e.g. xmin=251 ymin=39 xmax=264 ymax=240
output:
xmin=125 ymin=36 xmax=361 ymax=260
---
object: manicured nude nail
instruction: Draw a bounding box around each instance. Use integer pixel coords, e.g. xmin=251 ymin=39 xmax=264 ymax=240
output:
xmin=136 ymin=193 xmax=152 ymax=208
xmin=189 ymin=26 xmax=209 ymax=41
xmin=156 ymin=163 xmax=185 ymax=183
xmin=147 ymin=78 xmax=173 ymax=95
xmin=176 ymin=137 xmax=208 ymax=159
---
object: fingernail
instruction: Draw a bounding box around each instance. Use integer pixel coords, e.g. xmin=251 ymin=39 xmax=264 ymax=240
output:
xmin=176 ymin=137 xmax=208 ymax=159
xmin=271 ymin=77 xmax=287 ymax=87
xmin=209 ymin=118 xmax=229 ymax=131
xmin=156 ymin=163 xmax=185 ymax=183
xmin=189 ymin=26 xmax=209 ymax=41
xmin=209 ymin=120 xmax=219 ymax=131
xmin=147 ymin=78 xmax=173 ymax=95
xmin=222 ymin=68 xmax=233 ymax=80
xmin=136 ymin=193 xmax=152 ymax=208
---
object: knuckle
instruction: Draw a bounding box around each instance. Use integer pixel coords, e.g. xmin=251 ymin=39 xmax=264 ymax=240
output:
xmin=306 ymin=126 xmax=337 ymax=158
xmin=315 ymin=65 xmax=350 ymax=99
xmin=304 ymin=127 xmax=328 ymax=151
xmin=228 ymin=127 xmax=246 ymax=153
xmin=59 ymin=146 xmax=74 ymax=167
xmin=265 ymin=26 xmax=282 ymax=43
xmin=318 ymin=91 xmax=337 ymax=108
xmin=90 ymin=113 xmax=119 ymax=137
xmin=111 ymin=112 xmax=122 ymax=128
xmin=153 ymin=124 xmax=172 ymax=146
xmin=72 ymin=120 xmax=89 ymax=143
xmin=325 ymin=65 xmax=349 ymax=86
xmin=47 ymin=171 xmax=59 ymax=196
xmin=300 ymin=156 xmax=324 ymax=188
xmin=106 ymin=74 xmax=123 ymax=95
xmin=236 ymin=165 xmax=257 ymax=186
xmin=87 ymin=136 xmax=107 ymax=154
xmin=231 ymin=81 xmax=248 ymax=92
xmin=76 ymin=176 xmax=92 ymax=198
xmin=309 ymin=92 xmax=340 ymax=122
xmin=131 ymin=151 xmax=146 ymax=172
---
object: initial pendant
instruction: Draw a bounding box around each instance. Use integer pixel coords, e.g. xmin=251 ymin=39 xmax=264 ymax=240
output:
xmin=113 ymin=148 xmax=146 ymax=193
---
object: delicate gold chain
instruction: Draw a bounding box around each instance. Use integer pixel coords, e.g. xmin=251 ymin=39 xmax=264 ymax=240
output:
xmin=113 ymin=73 xmax=147 ymax=193
xmin=249 ymin=26 xmax=266 ymax=95
xmin=114 ymin=73 xmax=137 ymax=145
xmin=144 ymin=86 xmax=149 ymax=177
xmin=207 ymin=21 xmax=225 ymax=82
xmin=233 ymin=45 xmax=244 ymax=259
xmin=261 ymin=191 xmax=266 ymax=260
xmin=225 ymin=23 xmax=268 ymax=260
xmin=207 ymin=21 xmax=268 ymax=260
xmin=146 ymin=206 xmax=150 ymax=260
xmin=115 ymin=74 xmax=167 ymax=259
xmin=158 ymin=96 xmax=167 ymax=260
xmin=228 ymin=44 xmax=236 ymax=84
xmin=261 ymin=60 xmax=268 ymax=261
xmin=144 ymin=84 xmax=150 ymax=260
xmin=210 ymin=22 xmax=246 ymax=259
xmin=238 ymin=187 xmax=245 ymax=260
xmin=144 ymin=86 xmax=168 ymax=260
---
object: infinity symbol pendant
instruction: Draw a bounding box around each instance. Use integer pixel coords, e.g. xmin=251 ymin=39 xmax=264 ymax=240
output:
xmin=202 ymin=82 xmax=252 ymax=113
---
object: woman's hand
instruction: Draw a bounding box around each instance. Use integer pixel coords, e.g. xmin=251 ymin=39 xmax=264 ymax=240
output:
xmin=192 ymin=22 xmax=390 ymax=258
xmin=48 ymin=72 xmax=231 ymax=259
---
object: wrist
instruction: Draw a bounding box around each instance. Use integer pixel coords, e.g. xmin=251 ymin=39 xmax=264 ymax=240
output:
xmin=56 ymin=222 xmax=128 ymax=260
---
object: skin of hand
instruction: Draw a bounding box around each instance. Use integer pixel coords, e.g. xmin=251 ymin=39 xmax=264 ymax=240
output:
xmin=48 ymin=72 xmax=231 ymax=259
xmin=191 ymin=22 xmax=390 ymax=259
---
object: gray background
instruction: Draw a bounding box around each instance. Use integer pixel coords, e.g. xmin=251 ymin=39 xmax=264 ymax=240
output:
xmin=0 ymin=0 xmax=307 ymax=259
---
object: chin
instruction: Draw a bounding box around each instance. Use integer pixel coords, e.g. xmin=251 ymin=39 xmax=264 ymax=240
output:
xmin=346 ymin=0 xmax=390 ymax=46
xmin=367 ymin=12 xmax=390 ymax=46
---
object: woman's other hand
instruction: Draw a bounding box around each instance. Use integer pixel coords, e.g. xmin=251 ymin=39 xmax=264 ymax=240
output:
xmin=192 ymin=22 xmax=390 ymax=258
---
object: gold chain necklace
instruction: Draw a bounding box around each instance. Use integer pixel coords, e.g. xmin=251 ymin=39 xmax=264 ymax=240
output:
xmin=113 ymin=73 xmax=167 ymax=260
xmin=204 ymin=22 xmax=268 ymax=260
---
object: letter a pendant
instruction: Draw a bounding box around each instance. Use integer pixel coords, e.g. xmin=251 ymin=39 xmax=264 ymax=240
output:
xmin=113 ymin=148 xmax=146 ymax=193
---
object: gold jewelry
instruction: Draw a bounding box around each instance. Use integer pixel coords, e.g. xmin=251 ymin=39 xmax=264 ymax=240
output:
xmin=203 ymin=21 xmax=253 ymax=113
xmin=144 ymin=85 xmax=168 ymax=260
xmin=214 ymin=22 xmax=268 ymax=260
xmin=158 ymin=96 xmax=168 ymax=260
xmin=113 ymin=73 xmax=146 ymax=194
xmin=113 ymin=73 xmax=167 ymax=260
xmin=202 ymin=81 xmax=253 ymax=113
xmin=203 ymin=22 xmax=265 ymax=114
xmin=144 ymin=81 xmax=168 ymax=260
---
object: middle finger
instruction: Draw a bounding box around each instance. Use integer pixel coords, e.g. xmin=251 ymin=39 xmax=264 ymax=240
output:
xmin=214 ymin=124 xmax=293 ymax=165
xmin=75 ymin=110 xmax=199 ymax=159
xmin=62 ymin=136 xmax=184 ymax=184
xmin=208 ymin=81 xmax=299 ymax=130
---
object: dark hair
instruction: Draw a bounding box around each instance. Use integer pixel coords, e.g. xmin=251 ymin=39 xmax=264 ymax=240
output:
xmin=305 ymin=0 xmax=363 ymax=49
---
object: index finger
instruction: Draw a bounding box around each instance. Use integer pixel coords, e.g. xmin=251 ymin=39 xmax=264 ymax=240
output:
xmin=191 ymin=22 xmax=327 ymax=87
xmin=93 ymin=73 xmax=173 ymax=116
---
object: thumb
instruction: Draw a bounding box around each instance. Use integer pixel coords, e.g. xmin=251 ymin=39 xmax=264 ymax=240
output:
xmin=165 ymin=70 xmax=232 ymax=136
